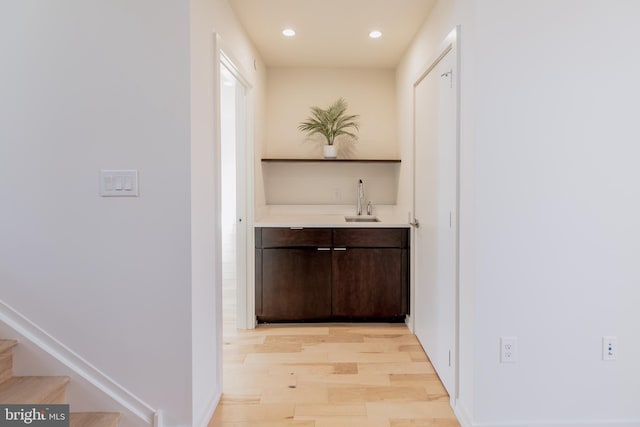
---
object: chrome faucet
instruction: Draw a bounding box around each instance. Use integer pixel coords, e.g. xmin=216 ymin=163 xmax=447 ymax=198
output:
xmin=356 ymin=179 xmax=364 ymax=215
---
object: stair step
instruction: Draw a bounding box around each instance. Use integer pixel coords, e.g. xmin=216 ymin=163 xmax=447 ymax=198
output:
xmin=0 ymin=340 xmax=18 ymax=384
xmin=70 ymin=412 xmax=120 ymax=427
xmin=0 ymin=340 xmax=18 ymax=353
xmin=0 ymin=376 xmax=70 ymax=404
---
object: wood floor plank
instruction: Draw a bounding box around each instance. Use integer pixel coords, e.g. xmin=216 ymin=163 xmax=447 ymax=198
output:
xmin=328 ymin=351 xmax=413 ymax=364
xmin=390 ymin=419 xmax=462 ymax=427
xmin=265 ymin=334 xmax=364 ymax=344
xmin=69 ymin=412 xmax=120 ymax=427
xmin=366 ymin=402 xmax=458 ymax=419
xmin=328 ymin=386 xmax=430 ymax=403
xmin=298 ymin=373 xmax=390 ymax=387
xmin=252 ymin=326 xmax=331 ymax=336
xmin=313 ymin=417 xmax=391 ymax=427
xmin=267 ymin=362 xmax=357 ymax=376
xmin=302 ymin=342 xmax=405 ymax=354
xmin=409 ymin=351 xmax=430 ymax=362
xmin=244 ymin=352 xmax=329 ymax=364
xmin=215 ymin=422 xmax=314 ymax=427
xmin=357 ymin=362 xmax=436 ymax=375
xmin=212 ymin=324 xmax=460 ymax=427
xmin=294 ymin=403 xmax=367 ymax=417
xmin=260 ymin=384 xmax=329 ymax=404
xmin=210 ymin=403 xmax=295 ymax=423
xmin=389 ymin=374 xmax=440 ymax=384
xmin=223 ymin=371 xmax=296 ymax=395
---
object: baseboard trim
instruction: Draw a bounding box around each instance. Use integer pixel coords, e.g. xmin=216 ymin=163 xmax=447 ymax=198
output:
xmin=471 ymin=421 xmax=640 ymax=427
xmin=454 ymin=403 xmax=639 ymax=427
xmin=454 ymin=401 xmax=473 ymax=427
xmin=0 ymin=299 xmax=157 ymax=427
xmin=195 ymin=390 xmax=221 ymax=427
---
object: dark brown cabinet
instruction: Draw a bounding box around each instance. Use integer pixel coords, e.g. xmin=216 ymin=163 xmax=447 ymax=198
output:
xmin=332 ymin=248 xmax=404 ymax=318
xmin=261 ymin=248 xmax=331 ymax=321
xmin=255 ymin=227 xmax=409 ymax=322
xmin=256 ymin=227 xmax=332 ymax=322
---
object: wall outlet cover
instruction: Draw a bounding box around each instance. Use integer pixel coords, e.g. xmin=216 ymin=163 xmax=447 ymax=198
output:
xmin=500 ymin=336 xmax=518 ymax=363
xmin=602 ymin=336 xmax=617 ymax=361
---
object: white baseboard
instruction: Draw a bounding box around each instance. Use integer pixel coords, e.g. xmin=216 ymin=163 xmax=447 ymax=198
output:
xmin=470 ymin=421 xmax=640 ymax=427
xmin=453 ymin=402 xmax=639 ymax=427
xmin=471 ymin=421 xmax=640 ymax=427
xmin=0 ymin=299 xmax=158 ymax=427
xmin=454 ymin=402 xmax=473 ymax=427
xmin=195 ymin=391 xmax=221 ymax=427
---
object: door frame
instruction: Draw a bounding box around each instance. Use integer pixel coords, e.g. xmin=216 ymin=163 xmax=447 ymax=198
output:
xmin=213 ymin=34 xmax=256 ymax=331
xmin=410 ymin=26 xmax=461 ymax=403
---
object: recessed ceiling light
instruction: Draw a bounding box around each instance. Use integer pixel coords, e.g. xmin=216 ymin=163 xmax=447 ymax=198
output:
xmin=282 ymin=28 xmax=296 ymax=37
xmin=369 ymin=30 xmax=382 ymax=39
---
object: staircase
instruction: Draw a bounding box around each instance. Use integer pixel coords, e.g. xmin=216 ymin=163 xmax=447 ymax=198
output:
xmin=0 ymin=339 xmax=120 ymax=427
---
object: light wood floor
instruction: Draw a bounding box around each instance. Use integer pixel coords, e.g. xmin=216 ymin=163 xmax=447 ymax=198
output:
xmin=209 ymin=323 xmax=460 ymax=427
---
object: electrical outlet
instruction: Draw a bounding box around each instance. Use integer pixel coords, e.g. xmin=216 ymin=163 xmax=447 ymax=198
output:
xmin=602 ymin=336 xmax=617 ymax=361
xmin=500 ymin=337 xmax=518 ymax=363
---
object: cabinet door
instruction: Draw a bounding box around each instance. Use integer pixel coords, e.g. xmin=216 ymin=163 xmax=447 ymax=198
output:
xmin=261 ymin=248 xmax=331 ymax=321
xmin=332 ymin=248 xmax=403 ymax=318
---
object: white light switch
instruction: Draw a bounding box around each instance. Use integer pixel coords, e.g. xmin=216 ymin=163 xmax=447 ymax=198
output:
xmin=100 ymin=170 xmax=138 ymax=197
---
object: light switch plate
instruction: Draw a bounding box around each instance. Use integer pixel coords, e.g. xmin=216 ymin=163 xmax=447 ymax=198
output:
xmin=100 ymin=170 xmax=139 ymax=197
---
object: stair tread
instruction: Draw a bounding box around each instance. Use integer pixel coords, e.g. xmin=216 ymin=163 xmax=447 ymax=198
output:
xmin=0 ymin=340 xmax=18 ymax=353
xmin=70 ymin=412 xmax=120 ymax=427
xmin=0 ymin=376 xmax=70 ymax=404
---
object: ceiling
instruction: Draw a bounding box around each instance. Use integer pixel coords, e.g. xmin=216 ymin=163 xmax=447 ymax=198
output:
xmin=228 ymin=0 xmax=437 ymax=68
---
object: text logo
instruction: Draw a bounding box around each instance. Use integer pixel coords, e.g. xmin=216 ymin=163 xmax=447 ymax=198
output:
xmin=0 ymin=405 xmax=69 ymax=427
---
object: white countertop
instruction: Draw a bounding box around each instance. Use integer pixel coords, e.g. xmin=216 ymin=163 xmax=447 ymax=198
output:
xmin=254 ymin=207 xmax=411 ymax=228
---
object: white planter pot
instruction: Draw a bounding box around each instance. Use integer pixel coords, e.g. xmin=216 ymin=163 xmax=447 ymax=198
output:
xmin=323 ymin=145 xmax=337 ymax=159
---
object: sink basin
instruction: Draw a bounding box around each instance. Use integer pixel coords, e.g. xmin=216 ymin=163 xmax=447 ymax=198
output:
xmin=345 ymin=216 xmax=380 ymax=223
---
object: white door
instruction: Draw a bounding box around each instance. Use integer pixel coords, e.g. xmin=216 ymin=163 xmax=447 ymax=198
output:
xmin=413 ymin=45 xmax=457 ymax=395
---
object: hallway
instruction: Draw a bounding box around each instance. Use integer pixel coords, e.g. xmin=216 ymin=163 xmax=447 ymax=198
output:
xmin=210 ymin=324 xmax=460 ymax=426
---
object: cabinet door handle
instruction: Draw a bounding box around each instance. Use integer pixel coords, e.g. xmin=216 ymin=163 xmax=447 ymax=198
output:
xmin=317 ymin=247 xmax=331 ymax=251
xmin=333 ymin=247 xmax=347 ymax=251
xmin=290 ymin=227 xmax=304 ymax=230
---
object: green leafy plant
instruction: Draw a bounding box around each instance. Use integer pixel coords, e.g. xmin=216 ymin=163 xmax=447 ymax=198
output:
xmin=298 ymin=98 xmax=360 ymax=146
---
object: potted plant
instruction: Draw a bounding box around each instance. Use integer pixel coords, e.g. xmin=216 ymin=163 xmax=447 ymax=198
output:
xmin=298 ymin=98 xmax=360 ymax=159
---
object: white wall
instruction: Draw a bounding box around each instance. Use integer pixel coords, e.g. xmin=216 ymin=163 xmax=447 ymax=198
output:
xmin=395 ymin=0 xmax=456 ymax=215
xmin=265 ymin=68 xmax=397 ymax=159
xmin=468 ymin=1 xmax=640 ymax=425
xmin=263 ymin=162 xmax=399 ymax=205
xmin=0 ymin=1 xmax=264 ymax=426
xmin=401 ymin=1 xmax=640 ymax=426
xmin=190 ymin=0 xmax=265 ymax=425
xmin=260 ymin=68 xmax=397 ymax=207
xmin=0 ymin=1 xmax=191 ymax=426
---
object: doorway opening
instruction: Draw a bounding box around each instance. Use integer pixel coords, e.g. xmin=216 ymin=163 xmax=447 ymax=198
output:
xmin=220 ymin=53 xmax=250 ymax=335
